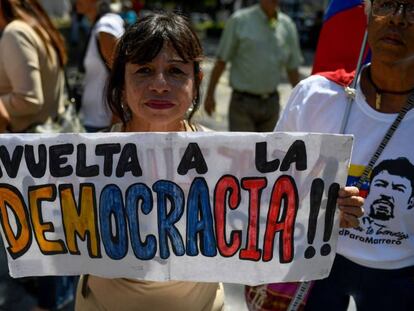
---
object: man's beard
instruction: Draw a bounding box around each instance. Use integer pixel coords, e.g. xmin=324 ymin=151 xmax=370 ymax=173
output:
xmin=369 ymin=198 xmax=394 ymax=221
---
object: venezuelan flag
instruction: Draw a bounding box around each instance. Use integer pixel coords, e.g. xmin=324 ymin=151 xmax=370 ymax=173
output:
xmin=347 ymin=164 xmax=370 ymax=198
xmin=312 ymin=0 xmax=368 ymax=74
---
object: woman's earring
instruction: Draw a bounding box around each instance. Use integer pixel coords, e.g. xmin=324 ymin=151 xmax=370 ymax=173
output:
xmin=185 ymin=98 xmax=197 ymax=120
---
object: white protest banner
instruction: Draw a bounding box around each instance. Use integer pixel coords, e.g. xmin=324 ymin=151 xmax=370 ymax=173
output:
xmin=0 ymin=132 xmax=352 ymax=285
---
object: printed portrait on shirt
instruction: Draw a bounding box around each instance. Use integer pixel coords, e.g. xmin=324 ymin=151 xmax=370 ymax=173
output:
xmin=365 ymin=158 xmax=414 ymax=222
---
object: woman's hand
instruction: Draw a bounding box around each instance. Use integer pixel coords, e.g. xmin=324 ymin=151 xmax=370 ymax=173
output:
xmin=337 ymin=186 xmax=364 ymax=228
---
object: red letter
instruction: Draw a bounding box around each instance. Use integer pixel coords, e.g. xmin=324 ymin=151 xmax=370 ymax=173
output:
xmin=214 ymin=175 xmax=241 ymax=257
xmin=239 ymin=178 xmax=267 ymax=261
xmin=263 ymin=176 xmax=298 ymax=263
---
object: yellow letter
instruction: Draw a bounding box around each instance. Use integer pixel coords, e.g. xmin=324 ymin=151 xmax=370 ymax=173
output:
xmin=0 ymin=185 xmax=31 ymax=259
xmin=59 ymin=184 xmax=101 ymax=258
xmin=29 ymin=185 xmax=67 ymax=254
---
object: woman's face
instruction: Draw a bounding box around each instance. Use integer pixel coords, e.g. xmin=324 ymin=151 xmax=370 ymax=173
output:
xmin=123 ymin=43 xmax=197 ymax=130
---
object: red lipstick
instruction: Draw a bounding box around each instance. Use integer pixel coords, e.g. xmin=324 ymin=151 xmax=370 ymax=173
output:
xmin=145 ymin=100 xmax=175 ymax=109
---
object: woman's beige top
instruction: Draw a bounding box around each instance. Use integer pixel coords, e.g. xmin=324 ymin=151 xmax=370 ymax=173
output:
xmin=75 ymin=122 xmax=223 ymax=311
xmin=0 ymin=20 xmax=64 ymax=132
xmin=76 ymin=276 xmax=224 ymax=311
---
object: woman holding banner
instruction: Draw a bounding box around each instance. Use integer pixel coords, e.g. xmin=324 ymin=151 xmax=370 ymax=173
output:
xmin=74 ymin=13 xmax=224 ymax=311
xmin=248 ymin=0 xmax=414 ymax=310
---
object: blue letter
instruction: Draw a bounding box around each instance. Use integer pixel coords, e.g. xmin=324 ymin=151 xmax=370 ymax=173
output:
xmin=186 ymin=178 xmax=217 ymax=256
xmin=125 ymin=183 xmax=156 ymax=260
xmin=153 ymin=180 xmax=185 ymax=259
xmin=99 ymin=185 xmax=128 ymax=259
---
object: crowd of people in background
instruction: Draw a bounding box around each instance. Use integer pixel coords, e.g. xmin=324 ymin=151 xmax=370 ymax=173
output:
xmin=1 ymin=0 xmax=413 ymax=310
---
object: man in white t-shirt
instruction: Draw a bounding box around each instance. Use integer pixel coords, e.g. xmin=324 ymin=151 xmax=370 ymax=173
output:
xmin=269 ymin=1 xmax=414 ymax=310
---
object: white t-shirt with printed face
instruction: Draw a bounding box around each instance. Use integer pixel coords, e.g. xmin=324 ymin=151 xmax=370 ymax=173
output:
xmin=80 ymin=13 xmax=124 ymax=128
xmin=275 ymin=74 xmax=414 ymax=270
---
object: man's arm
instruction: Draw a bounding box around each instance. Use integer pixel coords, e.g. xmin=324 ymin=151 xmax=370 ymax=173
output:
xmin=204 ymin=60 xmax=226 ymax=116
xmin=287 ymin=68 xmax=300 ymax=87
xmin=98 ymin=32 xmax=119 ymax=69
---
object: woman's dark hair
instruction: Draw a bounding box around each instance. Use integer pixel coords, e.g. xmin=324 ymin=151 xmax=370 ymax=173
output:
xmin=107 ymin=12 xmax=203 ymax=125
xmin=1 ymin=0 xmax=67 ymax=66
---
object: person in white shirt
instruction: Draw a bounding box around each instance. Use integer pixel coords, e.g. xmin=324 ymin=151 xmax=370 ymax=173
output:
xmin=76 ymin=0 xmax=125 ymax=132
xmin=273 ymin=0 xmax=414 ymax=310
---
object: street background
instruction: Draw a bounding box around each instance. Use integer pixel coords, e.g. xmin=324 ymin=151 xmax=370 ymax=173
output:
xmin=193 ymin=38 xmax=314 ymax=132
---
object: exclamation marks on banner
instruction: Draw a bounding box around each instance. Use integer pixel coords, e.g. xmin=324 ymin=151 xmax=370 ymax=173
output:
xmin=321 ymin=183 xmax=339 ymax=256
xmin=305 ymin=179 xmax=339 ymax=259
xmin=305 ymin=179 xmax=323 ymax=259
